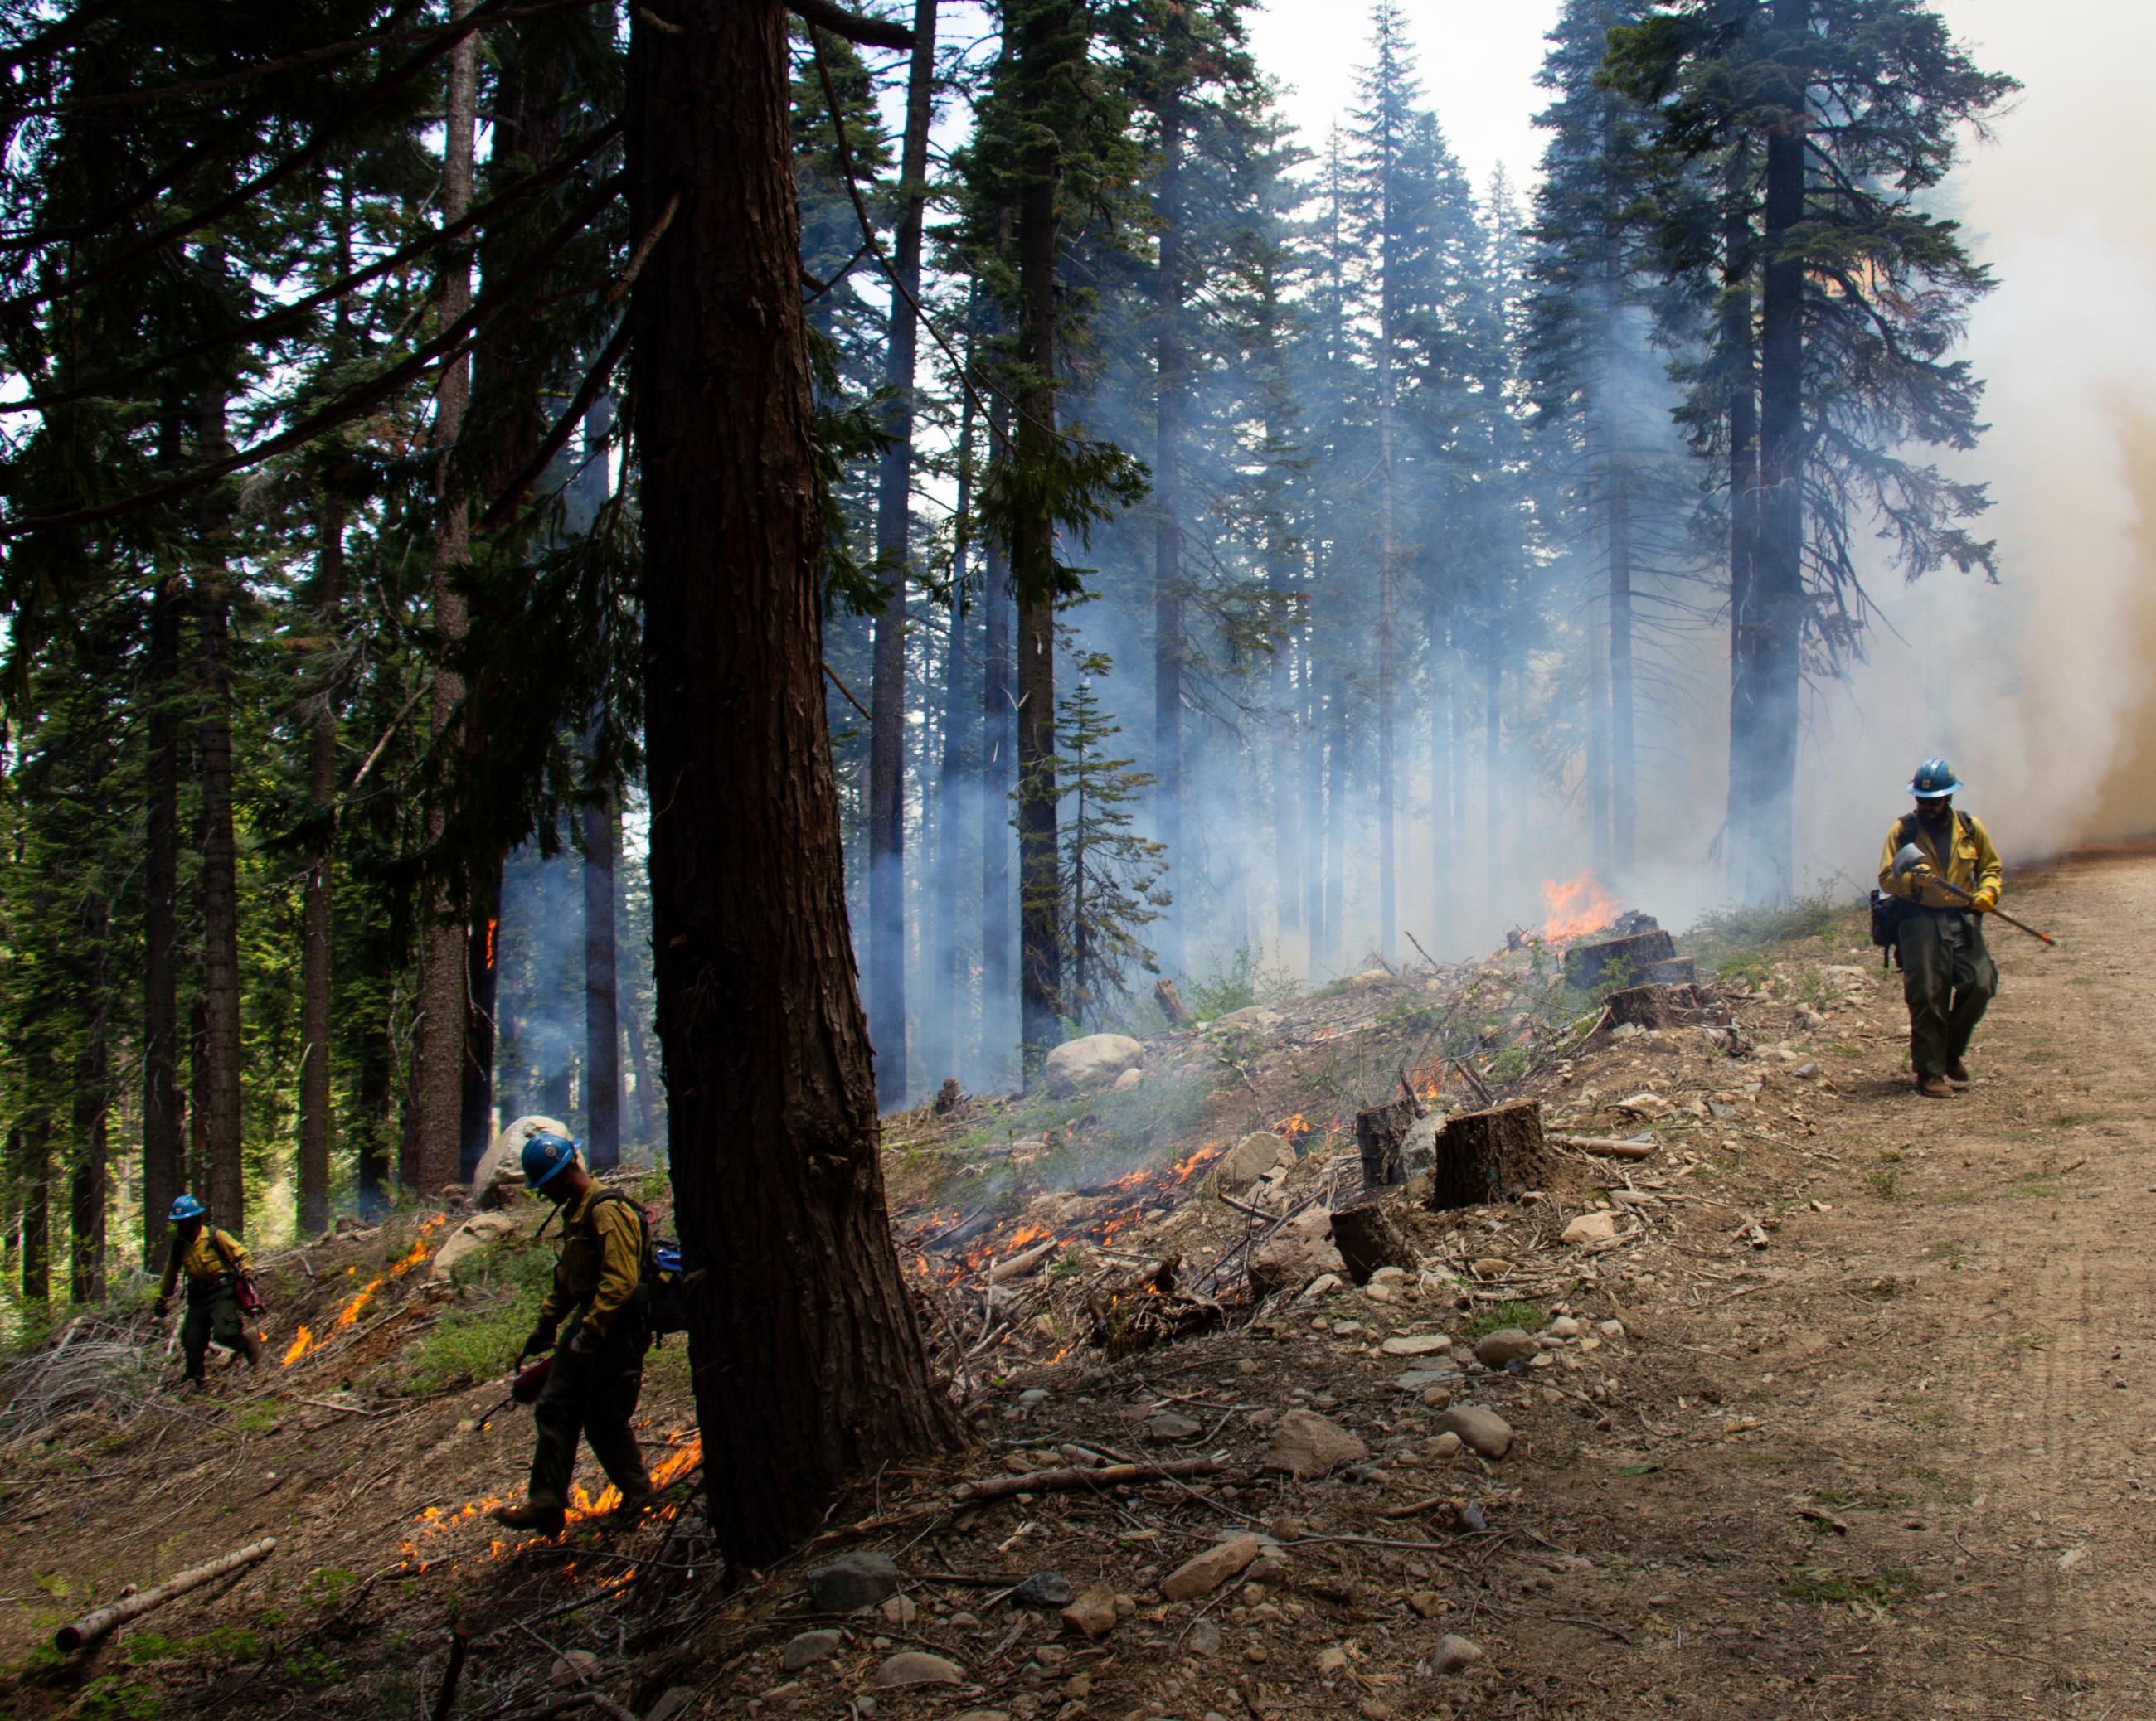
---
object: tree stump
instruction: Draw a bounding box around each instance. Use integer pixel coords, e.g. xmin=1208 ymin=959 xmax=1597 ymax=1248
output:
xmin=1355 ymin=1098 xmax=1418 ymax=1193
xmin=1153 ymin=978 xmax=1191 ymax=1027
xmin=1331 ymin=1200 xmax=1412 ymax=1284
xmin=1427 ymin=1098 xmax=1551 ymax=1210
xmin=1605 ymin=983 xmax=1705 ymax=1030
xmin=1563 ymin=928 xmax=1678 ymax=991
xmin=1640 ymin=956 xmax=1697 ymax=987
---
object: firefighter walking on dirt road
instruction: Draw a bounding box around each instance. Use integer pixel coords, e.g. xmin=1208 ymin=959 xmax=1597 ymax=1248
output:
xmin=153 ymin=1195 xmax=263 ymax=1385
xmin=1877 ymin=759 xmax=2004 ymax=1100
xmin=489 ymin=1132 xmax=655 ymax=1538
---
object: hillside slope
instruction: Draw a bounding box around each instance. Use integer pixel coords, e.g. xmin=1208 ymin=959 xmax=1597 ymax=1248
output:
xmin=2 ymin=850 xmax=2137 ymax=1719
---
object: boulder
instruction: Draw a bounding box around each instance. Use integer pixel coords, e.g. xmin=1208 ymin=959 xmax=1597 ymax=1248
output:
xmin=1161 ymin=1535 xmax=1262 ymax=1602
xmin=1262 ymin=1409 xmax=1368 ymax=1480
xmin=872 ymin=1651 xmax=963 ymax=1688
xmin=428 ymin=1211 xmax=520 ymax=1282
xmin=1401 ymin=1109 xmax=1446 ymax=1175
xmin=469 ymin=1114 xmax=570 ymax=1206
xmin=1249 ymin=1209 xmax=1344 ymax=1297
xmin=1214 ymin=1131 xmax=1294 ymax=1186
xmin=1113 ymin=1068 xmax=1144 ymax=1093
xmin=807 ymin=1550 xmax=901 ymax=1614
xmin=1432 ymin=1405 xmax=1513 ymax=1459
xmin=1561 ymin=1210 xmax=1619 ymax=1247
xmin=1043 ymin=1034 xmax=1146 ymax=1098
xmin=1472 ymin=1328 xmax=1538 ymax=1368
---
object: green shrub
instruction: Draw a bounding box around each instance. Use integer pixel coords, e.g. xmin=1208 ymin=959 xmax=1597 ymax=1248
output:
xmin=1464 ymin=1301 xmax=1547 ymax=1338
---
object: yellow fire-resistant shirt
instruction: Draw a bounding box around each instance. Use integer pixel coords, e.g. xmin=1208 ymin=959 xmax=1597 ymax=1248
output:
xmin=1877 ymin=810 xmax=2003 ymax=911
xmin=537 ymin=1189 xmax=646 ymax=1340
xmin=158 ymin=1227 xmax=250 ymax=1299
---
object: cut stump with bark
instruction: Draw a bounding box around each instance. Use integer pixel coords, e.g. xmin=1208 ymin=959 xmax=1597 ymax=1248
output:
xmin=1153 ymin=978 xmax=1191 ymax=1027
xmin=1563 ymin=929 xmax=1677 ymax=991
xmin=1331 ymin=1199 xmax=1413 ymax=1284
xmin=1355 ymin=1098 xmax=1417 ymax=1193
xmin=1427 ymin=1099 xmax=1551 ymax=1211
xmin=1605 ymin=983 xmax=1707 ymax=1030
xmin=1640 ymin=956 xmax=1697 ymax=987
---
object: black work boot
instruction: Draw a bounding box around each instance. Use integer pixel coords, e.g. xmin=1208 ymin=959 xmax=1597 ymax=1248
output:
xmin=488 ymin=1500 xmax=567 ymax=1537
xmin=1944 ymin=1057 xmax=1970 ymax=1084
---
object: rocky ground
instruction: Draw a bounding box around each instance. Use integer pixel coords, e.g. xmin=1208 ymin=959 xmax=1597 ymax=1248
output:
xmin=2 ymin=846 xmax=2144 ymax=1719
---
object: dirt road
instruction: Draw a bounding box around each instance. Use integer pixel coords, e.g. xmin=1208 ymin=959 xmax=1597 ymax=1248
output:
xmin=1511 ymin=847 xmax=2154 ymax=1717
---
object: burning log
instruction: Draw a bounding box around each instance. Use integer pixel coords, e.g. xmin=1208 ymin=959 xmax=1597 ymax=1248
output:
xmin=1604 ymin=982 xmax=1707 ymax=1031
xmin=1427 ymin=1099 xmax=1551 ymax=1211
xmin=1329 ymin=1199 xmax=1414 ymax=1284
xmin=1355 ymin=1098 xmax=1418 ymax=1193
xmin=1153 ymin=977 xmax=1192 ymax=1027
xmin=988 ymin=1239 xmax=1060 ymax=1283
xmin=1562 ymin=926 xmax=1677 ymax=991
xmin=55 ymin=1536 xmax=278 ymax=1652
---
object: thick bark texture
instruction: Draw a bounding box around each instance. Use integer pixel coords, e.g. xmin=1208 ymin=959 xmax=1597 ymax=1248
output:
xmin=195 ymin=385 xmax=245 ymax=1238
xmin=628 ymin=0 xmax=962 ymax=1568
xmin=141 ymin=575 xmax=184 ymax=1263
xmin=1747 ymin=0 xmax=1807 ymax=905
xmin=299 ymin=502 xmax=342 ymax=1237
xmin=979 ymin=390 xmax=1015 ymax=1077
xmin=1151 ymin=80 xmax=1186 ymax=978
xmin=1428 ymin=1099 xmax=1551 ymax=1211
xmin=1723 ymin=152 xmax=1761 ymax=881
xmin=460 ymin=864 xmax=502 ymax=1176
xmin=19 ymin=1123 xmax=49 ymax=1304
xmin=583 ymin=793 xmax=621 ymax=1170
xmin=865 ymin=0 xmax=940 ymax=1109
xmin=411 ymin=2 xmax=480 ymax=1192
xmin=70 ymin=894 xmax=110 ymax=1302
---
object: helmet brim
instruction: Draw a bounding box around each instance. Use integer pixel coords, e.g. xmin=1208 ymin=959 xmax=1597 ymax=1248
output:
xmin=527 ymin=1149 xmax=575 ymax=1189
xmin=1908 ymin=783 xmax=1959 ymax=799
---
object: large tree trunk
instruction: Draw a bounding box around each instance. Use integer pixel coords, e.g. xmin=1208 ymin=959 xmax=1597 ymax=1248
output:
xmin=1299 ymin=644 xmax=1325 ymax=967
xmin=978 ymin=380 xmax=1015 ymax=1082
xmin=1606 ymin=418 xmax=1635 ymax=878
xmin=1151 ymin=77 xmax=1187 ymax=981
xmin=1723 ymin=144 xmax=1764 ymax=894
xmin=583 ymin=793 xmax=621 ymax=1170
xmin=1484 ymin=651 xmax=1501 ymax=908
xmin=1428 ymin=623 xmax=1451 ymax=953
xmin=410 ymin=0 xmax=481 ymax=1192
xmin=1374 ymin=312 xmax=1396 ymax=966
xmin=1749 ymin=0 xmax=1807 ymax=906
xmin=1012 ymin=0 xmax=1080 ymax=1083
xmin=865 ymin=0 xmax=940 ymax=1110
xmin=299 ymin=502 xmax=342 ymax=1238
xmin=141 ymin=574 xmax=184 ymax=1263
xmin=70 ymin=949 xmax=109 ymax=1303
xmin=628 ymin=0 xmax=963 ymax=1567
xmin=19 ymin=1122 xmax=49 ymax=1305
xmin=933 ymin=376 xmax=974 ymax=1087
xmin=355 ymin=989 xmax=392 ymax=1218
xmin=195 ymin=380 xmax=245 ymax=1238
xmin=1584 ymin=418 xmax=1612 ymax=878
xmin=1267 ymin=526 xmax=1299 ymax=940
xmin=1323 ymin=671 xmax=1347 ymax=974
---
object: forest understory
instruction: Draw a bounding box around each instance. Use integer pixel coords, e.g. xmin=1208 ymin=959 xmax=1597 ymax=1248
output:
xmin=0 ymin=847 xmax=2140 ymax=1720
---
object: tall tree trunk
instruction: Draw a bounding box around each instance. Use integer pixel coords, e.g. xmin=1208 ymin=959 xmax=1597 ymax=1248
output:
xmin=978 ymin=380 xmax=1015 ymax=1082
xmin=1299 ymin=647 xmax=1325 ymax=969
xmin=933 ymin=386 xmax=973 ymax=1085
xmin=628 ymin=0 xmax=961 ymax=1567
xmin=1374 ymin=319 xmax=1396 ymax=965
xmin=1267 ymin=532 xmax=1299 ymax=939
xmin=187 ymin=996 xmax=209 ymax=1196
xmin=624 ymin=1007 xmax=661 ymax=1143
xmin=194 ymin=377 xmax=245 ymax=1238
xmin=1751 ymin=0 xmax=1807 ymax=905
xmin=20 ymin=1121 xmax=49 ymax=1305
xmin=142 ymin=574 xmax=184 ymax=1263
xmin=70 ymin=957 xmax=109 ymax=1304
xmin=583 ymin=793 xmax=621 ymax=1169
xmin=1584 ymin=419 xmax=1612 ymax=877
xmin=1324 ymin=670 xmax=1347 ymax=974
xmin=1012 ymin=0 xmax=1079 ymax=1082
xmin=864 ymin=0 xmax=940 ymax=1110
xmin=461 ymin=865 xmax=502 ymax=1172
xmin=411 ymin=0 xmax=481 ymax=1192
xmin=1151 ymin=77 xmax=1187 ymax=980
xmin=1429 ymin=624 xmax=1451 ymax=953
xmin=355 ymin=992 xmax=392 ymax=1217
xmin=299 ymin=502 xmax=342 ymax=1237
xmin=1483 ymin=652 xmax=1501 ymax=909
xmin=1723 ymin=143 xmax=1763 ymax=893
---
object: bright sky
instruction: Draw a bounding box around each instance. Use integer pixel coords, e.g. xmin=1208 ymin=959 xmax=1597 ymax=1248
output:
xmin=1246 ymin=0 xmax=1565 ymax=193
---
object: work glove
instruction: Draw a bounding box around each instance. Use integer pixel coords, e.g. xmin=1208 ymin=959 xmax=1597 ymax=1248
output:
xmin=520 ymin=1323 xmax=556 ymax=1363
xmin=1971 ymin=885 xmax=1998 ymax=914
xmin=153 ymin=1296 xmax=169 ymax=1320
xmin=566 ymin=1323 xmax=603 ymax=1362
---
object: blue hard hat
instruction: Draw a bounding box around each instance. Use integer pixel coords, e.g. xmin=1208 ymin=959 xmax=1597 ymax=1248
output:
xmin=169 ymin=1194 xmax=206 ymax=1224
xmin=1908 ymin=758 xmax=1961 ymax=799
xmin=521 ymin=1132 xmax=580 ymax=1190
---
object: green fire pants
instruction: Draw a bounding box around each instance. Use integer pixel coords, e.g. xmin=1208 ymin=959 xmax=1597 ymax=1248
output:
xmin=528 ymin=1311 xmax=652 ymax=1514
xmin=1898 ymin=909 xmax=1998 ymax=1078
xmin=181 ymin=1282 xmax=246 ymax=1382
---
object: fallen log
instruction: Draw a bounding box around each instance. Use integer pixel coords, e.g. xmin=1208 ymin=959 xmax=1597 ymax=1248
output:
xmin=988 ymin=1239 xmax=1060 ymax=1283
xmin=954 ymin=1455 xmax=1229 ymax=1504
xmin=56 ymin=1536 xmax=277 ymax=1652
xmin=1551 ymin=1133 xmax=1657 ymax=1161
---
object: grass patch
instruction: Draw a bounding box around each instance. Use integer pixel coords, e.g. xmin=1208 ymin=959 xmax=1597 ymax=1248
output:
xmin=393 ymin=1230 xmax=558 ymax=1396
xmin=1464 ymin=1301 xmax=1547 ymax=1338
xmin=1687 ymin=892 xmax=1859 ymax=982
xmin=124 ymin=1626 xmax=260 ymax=1666
xmin=1863 ymin=1170 xmax=1902 ymax=1201
xmin=1781 ymin=1566 xmax=1927 ymax=1612
xmin=228 ymin=1400 xmax=282 ymax=1436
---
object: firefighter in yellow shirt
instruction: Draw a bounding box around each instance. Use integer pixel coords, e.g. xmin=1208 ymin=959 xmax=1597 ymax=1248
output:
xmin=153 ymin=1195 xmax=262 ymax=1384
xmin=488 ymin=1134 xmax=654 ymax=1537
xmin=1877 ymin=759 xmax=2003 ymax=1099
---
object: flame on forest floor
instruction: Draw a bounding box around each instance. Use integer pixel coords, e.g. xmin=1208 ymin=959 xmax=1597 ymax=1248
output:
xmin=283 ymin=1214 xmax=447 ymax=1366
xmin=1541 ymin=873 xmax=1622 ymax=944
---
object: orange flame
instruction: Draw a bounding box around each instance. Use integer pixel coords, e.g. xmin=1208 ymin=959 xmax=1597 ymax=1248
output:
xmin=281 ymin=1326 xmax=314 ymax=1366
xmin=1173 ymin=1142 xmax=1222 ymax=1182
xmin=1541 ymin=873 xmax=1621 ymax=943
xmin=283 ymin=1214 xmax=445 ymax=1366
